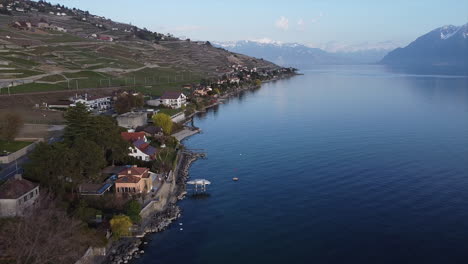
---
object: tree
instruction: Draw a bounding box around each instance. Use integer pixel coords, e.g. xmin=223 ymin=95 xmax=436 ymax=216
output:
xmin=24 ymin=142 xmax=74 ymax=196
xmin=151 ymin=148 xmax=175 ymax=173
xmin=70 ymin=138 xmax=107 ymax=183
xmin=110 ymin=215 xmax=133 ymax=239
xmin=124 ymin=200 xmax=142 ymax=223
xmin=0 ymin=198 xmax=99 ymax=264
xmin=0 ymin=113 xmax=23 ymax=141
xmin=115 ymin=93 xmax=145 ymax=114
xmin=63 ymin=103 xmax=91 ymax=143
xmin=254 ymin=79 xmax=262 ymax=87
xmin=152 ymin=113 xmax=173 ymax=135
xmin=86 ymin=116 xmax=129 ymax=164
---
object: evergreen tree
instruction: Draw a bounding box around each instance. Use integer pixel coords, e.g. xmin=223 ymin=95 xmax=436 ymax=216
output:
xmin=63 ymin=103 xmax=91 ymax=143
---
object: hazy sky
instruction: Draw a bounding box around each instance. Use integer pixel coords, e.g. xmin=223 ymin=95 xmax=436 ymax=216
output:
xmin=49 ymin=0 xmax=468 ymax=47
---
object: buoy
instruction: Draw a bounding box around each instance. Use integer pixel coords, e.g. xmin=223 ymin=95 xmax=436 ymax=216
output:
xmin=179 ymin=223 xmax=183 ymax=226
xmin=180 ymin=228 xmax=184 ymax=231
xmin=232 ymin=177 xmax=239 ymax=181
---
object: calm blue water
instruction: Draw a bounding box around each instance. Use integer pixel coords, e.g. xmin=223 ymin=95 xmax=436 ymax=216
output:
xmin=135 ymin=65 xmax=468 ymax=264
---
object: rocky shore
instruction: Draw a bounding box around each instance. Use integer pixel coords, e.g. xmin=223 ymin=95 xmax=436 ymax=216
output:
xmin=100 ymin=72 xmax=297 ymax=264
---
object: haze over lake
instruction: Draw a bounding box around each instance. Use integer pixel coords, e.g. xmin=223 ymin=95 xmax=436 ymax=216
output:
xmin=134 ymin=65 xmax=468 ymax=264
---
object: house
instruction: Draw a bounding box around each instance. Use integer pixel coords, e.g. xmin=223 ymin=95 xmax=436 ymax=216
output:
xmin=70 ymin=94 xmax=112 ymax=111
xmin=159 ymin=91 xmax=187 ymax=109
xmin=0 ymin=174 xmax=39 ymax=217
xmin=116 ymin=112 xmax=147 ymax=129
xmin=121 ymin=132 xmax=158 ymax=161
xmin=193 ymin=87 xmax=212 ymax=97
xmin=37 ymin=22 xmax=51 ymax=29
xmin=115 ymin=167 xmax=154 ymax=195
xmin=135 ymin=125 xmax=163 ymax=138
xmin=53 ymin=26 xmax=67 ymax=32
xmin=98 ymin=35 xmax=113 ymax=41
xmin=12 ymin=21 xmax=31 ymax=30
xmin=121 ymin=131 xmax=147 ymax=143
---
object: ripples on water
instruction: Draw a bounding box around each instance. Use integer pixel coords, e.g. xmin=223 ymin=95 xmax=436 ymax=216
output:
xmin=134 ymin=65 xmax=468 ymax=264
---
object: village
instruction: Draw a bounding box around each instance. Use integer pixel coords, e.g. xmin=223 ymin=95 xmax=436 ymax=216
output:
xmin=0 ymin=58 xmax=296 ymax=263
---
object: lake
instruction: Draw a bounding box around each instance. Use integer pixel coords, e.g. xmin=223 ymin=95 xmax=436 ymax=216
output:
xmin=134 ymin=65 xmax=468 ymax=264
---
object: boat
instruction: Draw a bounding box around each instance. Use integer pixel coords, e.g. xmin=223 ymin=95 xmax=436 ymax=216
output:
xmin=232 ymin=177 xmax=239 ymax=181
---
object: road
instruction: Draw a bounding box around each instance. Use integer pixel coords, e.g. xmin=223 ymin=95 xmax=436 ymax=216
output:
xmin=0 ymin=156 xmax=28 ymax=181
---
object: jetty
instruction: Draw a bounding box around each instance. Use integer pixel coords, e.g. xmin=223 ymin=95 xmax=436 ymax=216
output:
xmin=186 ymin=179 xmax=211 ymax=192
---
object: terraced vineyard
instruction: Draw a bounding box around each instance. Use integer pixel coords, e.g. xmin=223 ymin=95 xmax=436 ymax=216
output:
xmin=0 ymin=1 xmax=279 ymax=124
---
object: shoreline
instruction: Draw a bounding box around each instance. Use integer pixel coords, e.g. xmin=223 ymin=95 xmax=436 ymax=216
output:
xmin=101 ymin=72 xmax=298 ymax=264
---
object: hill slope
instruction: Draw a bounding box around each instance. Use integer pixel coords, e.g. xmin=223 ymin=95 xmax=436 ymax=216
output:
xmin=381 ymin=24 xmax=468 ymax=74
xmin=0 ymin=0 xmax=279 ymax=95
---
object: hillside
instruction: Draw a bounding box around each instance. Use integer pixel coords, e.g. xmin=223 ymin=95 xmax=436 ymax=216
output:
xmin=0 ymin=0 xmax=279 ymax=98
xmin=381 ymin=24 xmax=468 ymax=74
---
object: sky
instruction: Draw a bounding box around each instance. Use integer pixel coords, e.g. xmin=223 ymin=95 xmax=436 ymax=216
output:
xmin=49 ymin=0 xmax=468 ymax=49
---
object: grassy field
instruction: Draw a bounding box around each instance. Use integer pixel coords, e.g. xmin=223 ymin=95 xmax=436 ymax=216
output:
xmin=0 ymin=140 xmax=33 ymax=153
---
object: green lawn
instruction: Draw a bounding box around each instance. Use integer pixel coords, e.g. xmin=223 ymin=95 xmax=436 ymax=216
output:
xmin=37 ymin=74 xmax=66 ymax=82
xmin=0 ymin=140 xmax=33 ymax=153
xmin=157 ymin=108 xmax=183 ymax=116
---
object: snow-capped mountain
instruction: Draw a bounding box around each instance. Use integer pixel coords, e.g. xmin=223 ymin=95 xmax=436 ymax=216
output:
xmin=381 ymin=23 xmax=468 ymax=73
xmin=311 ymin=40 xmax=401 ymax=53
xmin=213 ymin=39 xmax=395 ymax=68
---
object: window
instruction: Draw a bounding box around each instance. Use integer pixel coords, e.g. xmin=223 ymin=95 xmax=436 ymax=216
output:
xmin=23 ymin=196 xmax=27 ymax=202
xmin=29 ymin=192 xmax=33 ymax=199
xmin=133 ymin=187 xmax=136 ymax=192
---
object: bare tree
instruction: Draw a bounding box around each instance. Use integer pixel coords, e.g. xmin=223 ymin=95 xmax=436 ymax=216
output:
xmin=0 ymin=197 xmax=99 ymax=264
xmin=0 ymin=113 xmax=23 ymax=141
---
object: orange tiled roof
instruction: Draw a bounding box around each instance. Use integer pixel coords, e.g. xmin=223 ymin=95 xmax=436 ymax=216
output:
xmin=115 ymin=175 xmax=141 ymax=184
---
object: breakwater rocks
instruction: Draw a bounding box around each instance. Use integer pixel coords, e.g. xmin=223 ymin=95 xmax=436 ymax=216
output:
xmin=176 ymin=151 xmax=205 ymax=196
xmin=142 ymin=204 xmax=181 ymax=234
xmin=105 ymin=238 xmax=143 ymax=264
xmin=103 ymin=206 xmax=181 ymax=264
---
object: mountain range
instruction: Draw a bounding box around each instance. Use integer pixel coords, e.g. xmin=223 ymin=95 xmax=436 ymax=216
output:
xmin=381 ymin=23 xmax=468 ymax=73
xmin=213 ymin=40 xmax=397 ymax=68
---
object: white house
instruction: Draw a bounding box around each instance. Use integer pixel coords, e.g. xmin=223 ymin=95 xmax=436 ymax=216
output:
xmin=121 ymin=132 xmax=157 ymax=161
xmin=0 ymin=174 xmax=39 ymax=218
xmin=159 ymin=91 xmax=187 ymax=109
xmin=70 ymin=94 xmax=112 ymax=110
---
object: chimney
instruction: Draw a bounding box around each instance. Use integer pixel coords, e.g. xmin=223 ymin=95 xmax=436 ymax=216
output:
xmin=14 ymin=174 xmax=22 ymax=180
xmin=127 ymin=170 xmax=131 ymax=174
